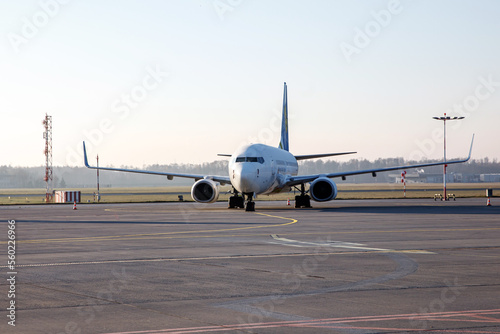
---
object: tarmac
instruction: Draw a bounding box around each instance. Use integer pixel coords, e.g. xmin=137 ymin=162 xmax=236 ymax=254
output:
xmin=1 ymin=198 xmax=499 ymax=333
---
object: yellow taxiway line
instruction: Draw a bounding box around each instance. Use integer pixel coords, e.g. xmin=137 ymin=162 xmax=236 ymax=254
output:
xmin=13 ymin=212 xmax=298 ymax=244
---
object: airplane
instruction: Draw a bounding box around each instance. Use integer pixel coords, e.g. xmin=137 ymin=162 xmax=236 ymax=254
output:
xmin=83 ymin=82 xmax=474 ymax=211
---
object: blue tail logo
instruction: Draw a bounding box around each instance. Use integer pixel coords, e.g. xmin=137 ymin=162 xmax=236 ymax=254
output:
xmin=278 ymin=82 xmax=289 ymax=151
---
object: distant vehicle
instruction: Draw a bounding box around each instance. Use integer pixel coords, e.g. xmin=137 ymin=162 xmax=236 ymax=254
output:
xmin=83 ymin=83 xmax=473 ymax=211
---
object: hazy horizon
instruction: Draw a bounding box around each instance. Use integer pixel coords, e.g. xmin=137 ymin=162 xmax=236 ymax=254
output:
xmin=3 ymin=155 xmax=499 ymax=170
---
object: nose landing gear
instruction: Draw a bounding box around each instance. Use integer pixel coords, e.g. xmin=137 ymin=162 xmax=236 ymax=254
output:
xmin=244 ymin=193 xmax=255 ymax=212
xmin=228 ymin=187 xmax=255 ymax=211
xmin=228 ymin=188 xmax=257 ymax=210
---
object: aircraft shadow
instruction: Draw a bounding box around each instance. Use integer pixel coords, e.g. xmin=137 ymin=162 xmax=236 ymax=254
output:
xmin=318 ymin=205 xmax=500 ymax=215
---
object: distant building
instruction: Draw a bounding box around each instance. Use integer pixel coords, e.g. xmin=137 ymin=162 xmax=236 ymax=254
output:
xmin=389 ymin=172 xmax=494 ymax=183
xmin=55 ymin=191 xmax=81 ymax=203
xmin=480 ymin=174 xmax=500 ymax=182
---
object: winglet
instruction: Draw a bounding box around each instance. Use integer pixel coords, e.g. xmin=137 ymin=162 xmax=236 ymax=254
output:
xmin=83 ymin=141 xmax=90 ymax=168
xmin=467 ymin=134 xmax=475 ymax=161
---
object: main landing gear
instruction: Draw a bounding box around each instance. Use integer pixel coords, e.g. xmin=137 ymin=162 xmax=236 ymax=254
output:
xmin=294 ymin=183 xmax=312 ymax=208
xmin=228 ymin=189 xmax=255 ymax=211
xmin=228 ymin=189 xmax=245 ymax=209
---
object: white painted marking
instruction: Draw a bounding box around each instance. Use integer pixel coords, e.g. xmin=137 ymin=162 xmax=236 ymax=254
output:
xmin=269 ymin=235 xmax=434 ymax=254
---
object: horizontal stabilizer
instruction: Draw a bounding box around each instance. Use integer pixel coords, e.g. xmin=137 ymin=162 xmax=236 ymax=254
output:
xmin=294 ymin=152 xmax=357 ymax=161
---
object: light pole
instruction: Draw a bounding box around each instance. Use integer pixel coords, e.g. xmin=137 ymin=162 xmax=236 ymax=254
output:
xmin=432 ymin=113 xmax=464 ymax=200
xmin=96 ymin=155 xmax=100 ymax=202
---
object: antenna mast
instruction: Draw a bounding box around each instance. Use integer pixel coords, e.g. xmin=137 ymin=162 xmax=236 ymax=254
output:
xmin=43 ymin=113 xmax=53 ymax=203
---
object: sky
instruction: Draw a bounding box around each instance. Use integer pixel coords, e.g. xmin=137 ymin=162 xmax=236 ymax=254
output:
xmin=1 ymin=0 xmax=499 ymax=167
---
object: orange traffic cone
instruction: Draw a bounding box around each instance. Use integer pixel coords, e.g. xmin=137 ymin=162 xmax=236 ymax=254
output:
xmin=487 ymin=197 xmax=491 ymax=206
xmin=287 ymin=198 xmax=290 ymax=206
xmin=73 ymin=201 xmax=77 ymax=210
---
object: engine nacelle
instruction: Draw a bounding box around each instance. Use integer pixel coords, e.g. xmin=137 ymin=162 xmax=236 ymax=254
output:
xmin=309 ymin=177 xmax=337 ymax=202
xmin=191 ymin=179 xmax=220 ymax=203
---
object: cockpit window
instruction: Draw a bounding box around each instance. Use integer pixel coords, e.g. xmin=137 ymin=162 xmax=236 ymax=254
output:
xmin=235 ymin=156 xmax=265 ymax=164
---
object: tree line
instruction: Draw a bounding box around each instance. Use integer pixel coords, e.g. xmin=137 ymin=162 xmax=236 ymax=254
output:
xmin=1 ymin=158 xmax=498 ymax=189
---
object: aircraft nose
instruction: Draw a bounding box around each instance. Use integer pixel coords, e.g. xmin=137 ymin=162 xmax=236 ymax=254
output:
xmin=233 ymin=163 xmax=258 ymax=193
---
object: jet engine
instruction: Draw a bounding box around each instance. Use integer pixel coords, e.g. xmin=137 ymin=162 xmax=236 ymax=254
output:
xmin=191 ymin=179 xmax=220 ymax=203
xmin=309 ymin=177 xmax=337 ymax=202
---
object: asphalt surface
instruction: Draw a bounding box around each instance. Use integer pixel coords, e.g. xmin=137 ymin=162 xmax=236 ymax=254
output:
xmin=1 ymin=198 xmax=499 ymax=333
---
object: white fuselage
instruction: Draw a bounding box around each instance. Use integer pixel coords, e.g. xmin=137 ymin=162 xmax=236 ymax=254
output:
xmin=228 ymin=144 xmax=298 ymax=195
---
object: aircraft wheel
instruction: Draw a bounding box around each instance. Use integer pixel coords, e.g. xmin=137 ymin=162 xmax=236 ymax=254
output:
xmin=295 ymin=195 xmax=303 ymax=208
xmin=303 ymin=195 xmax=311 ymax=208
xmin=228 ymin=196 xmax=245 ymax=209
xmin=245 ymin=201 xmax=255 ymax=212
xmin=295 ymin=195 xmax=312 ymax=208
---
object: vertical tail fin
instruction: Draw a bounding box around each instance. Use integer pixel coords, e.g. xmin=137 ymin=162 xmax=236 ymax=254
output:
xmin=278 ymin=82 xmax=289 ymax=151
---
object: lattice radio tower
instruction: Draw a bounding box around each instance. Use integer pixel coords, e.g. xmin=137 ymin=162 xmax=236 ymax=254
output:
xmin=43 ymin=113 xmax=53 ymax=203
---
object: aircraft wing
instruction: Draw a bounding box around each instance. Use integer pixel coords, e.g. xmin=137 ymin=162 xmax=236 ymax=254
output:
xmin=294 ymin=152 xmax=357 ymax=160
xmin=83 ymin=142 xmax=231 ymax=185
xmin=286 ymin=135 xmax=474 ymax=186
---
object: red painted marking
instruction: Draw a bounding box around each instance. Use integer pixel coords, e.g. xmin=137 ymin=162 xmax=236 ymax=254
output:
xmin=103 ymin=308 xmax=500 ymax=334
